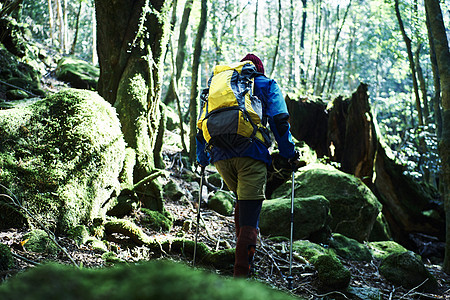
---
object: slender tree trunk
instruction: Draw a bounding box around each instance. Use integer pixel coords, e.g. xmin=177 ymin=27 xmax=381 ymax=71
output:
xmin=425 ymin=4 xmax=442 ymax=139
xmin=189 ymin=0 xmax=207 ymax=162
xmin=163 ymin=0 xmax=193 ymax=105
xmin=63 ymin=0 xmax=68 ymax=53
xmin=320 ymin=1 xmax=351 ymax=97
xmin=70 ymin=0 xmax=82 ymax=55
xmin=299 ymin=0 xmax=307 ymax=87
xmin=415 ymin=44 xmax=430 ymax=122
xmin=55 ymin=0 xmax=63 ymax=52
xmin=394 ymin=0 xmax=424 ymax=126
xmin=288 ymin=0 xmax=294 ymax=85
xmin=91 ymin=4 xmax=97 ymax=65
xmin=254 ymin=0 xmax=258 ymax=41
xmin=47 ymin=0 xmax=54 ymax=46
xmin=424 ymin=0 xmax=450 ymax=274
xmin=269 ymin=0 xmax=282 ymax=78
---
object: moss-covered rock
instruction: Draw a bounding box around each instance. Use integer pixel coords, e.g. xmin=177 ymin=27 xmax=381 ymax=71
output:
xmin=203 ymin=248 xmax=235 ymax=270
xmin=104 ymin=219 xmax=150 ymax=246
xmin=23 ymin=229 xmax=59 ymax=255
xmin=163 ymin=180 xmax=185 ymax=201
xmin=67 ymin=225 xmax=90 ymax=245
xmin=0 ymin=243 xmax=14 ymax=271
xmin=208 ymin=190 xmax=234 ymax=216
xmin=55 ymin=57 xmax=99 ymax=90
xmin=272 ymin=164 xmax=382 ymax=242
xmin=259 ymin=196 xmax=331 ymax=241
xmin=0 ymin=89 xmax=126 ymax=232
xmin=140 ymin=208 xmax=173 ymax=232
xmin=379 ymin=251 xmax=438 ymax=292
xmin=328 ymin=233 xmax=373 ymax=262
xmin=315 ymin=254 xmax=351 ymax=290
xmin=292 ymin=240 xmax=350 ymax=290
xmin=367 ymin=241 xmax=407 ymax=260
xmin=0 ymin=260 xmax=297 ymax=299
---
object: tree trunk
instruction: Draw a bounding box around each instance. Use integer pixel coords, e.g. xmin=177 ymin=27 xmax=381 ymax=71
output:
xmin=254 ymin=0 xmax=258 ymax=41
xmin=299 ymin=0 xmax=307 ymax=86
xmin=415 ymin=44 xmax=430 ymax=122
xmin=47 ymin=0 xmax=54 ymax=46
xmin=69 ymin=0 xmax=82 ymax=55
xmin=425 ymin=3 xmax=442 ymax=139
xmin=288 ymin=0 xmax=294 ymax=85
xmin=95 ymin=0 xmax=171 ymax=211
xmin=189 ymin=0 xmax=207 ymax=162
xmin=424 ymin=0 xmax=450 ymax=274
xmin=285 ymin=84 xmax=445 ymax=251
xmin=55 ymin=0 xmax=63 ymax=53
xmin=269 ymin=0 xmax=281 ymax=78
xmin=394 ymin=0 xmax=424 ymax=127
xmin=320 ymin=1 xmax=351 ymax=97
xmin=163 ymin=0 xmax=193 ymax=105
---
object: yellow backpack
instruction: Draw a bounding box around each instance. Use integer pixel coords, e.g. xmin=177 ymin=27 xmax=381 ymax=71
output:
xmin=197 ymin=61 xmax=271 ymax=150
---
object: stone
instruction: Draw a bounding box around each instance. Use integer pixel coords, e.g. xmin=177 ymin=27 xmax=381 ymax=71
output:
xmin=23 ymin=229 xmax=59 ymax=254
xmin=55 ymin=57 xmax=99 ymax=90
xmin=0 ymin=89 xmax=126 ymax=232
xmin=259 ymin=196 xmax=331 ymax=242
xmin=379 ymin=251 xmax=438 ymax=292
xmin=329 ymin=233 xmax=373 ymax=262
xmin=272 ymin=164 xmax=382 ymax=242
xmin=208 ymin=190 xmax=234 ymax=216
xmin=0 ymin=243 xmax=14 ymax=271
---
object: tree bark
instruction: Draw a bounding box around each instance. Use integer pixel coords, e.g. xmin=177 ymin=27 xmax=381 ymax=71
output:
xmin=394 ymin=0 xmax=424 ymax=127
xmin=69 ymin=0 xmax=82 ymax=55
xmin=163 ymin=0 xmax=193 ymax=105
xmin=189 ymin=0 xmax=207 ymax=162
xmin=285 ymin=84 xmax=445 ymax=250
xmin=47 ymin=0 xmax=54 ymax=46
xmin=299 ymin=0 xmax=307 ymax=86
xmin=269 ymin=0 xmax=282 ymax=78
xmin=96 ymin=0 xmax=171 ymax=211
xmin=424 ymin=0 xmax=450 ymax=274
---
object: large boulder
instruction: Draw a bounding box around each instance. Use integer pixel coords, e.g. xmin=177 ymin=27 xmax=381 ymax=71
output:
xmin=0 ymin=89 xmax=126 ymax=232
xmin=55 ymin=57 xmax=99 ymax=90
xmin=272 ymin=164 xmax=382 ymax=242
xmin=259 ymin=195 xmax=331 ymax=242
xmin=379 ymin=251 xmax=438 ymax=293
xmin=0 ymin=260 xmax=297 ymax=300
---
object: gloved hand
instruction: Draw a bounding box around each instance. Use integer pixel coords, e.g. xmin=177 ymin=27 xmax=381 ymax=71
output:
xmin=287 ymin=150 xmax=305 ymax=171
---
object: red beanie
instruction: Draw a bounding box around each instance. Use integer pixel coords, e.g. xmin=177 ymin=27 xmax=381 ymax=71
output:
xmin=241 ymin=53 xmax=264 ymax=74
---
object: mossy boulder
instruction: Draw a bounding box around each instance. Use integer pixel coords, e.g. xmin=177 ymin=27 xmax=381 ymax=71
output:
xmin=272 ymin=165 xmax=382 ymax=242
xmin=164 ymin=103 xmax=180 ymax=131
xmin=23 ymin=229 xmax=59 ymax=254
xmin=0 ymin=89 xmax=126 ymax=232
xmin=140 ymin=208 xmax=173 ymax=232
xmin=0 ymin=260 xmax=297 ymax=300
xmin=379 ymin=251 xmax=438 ymax=292
xmin=259 ymin=196 xmax=331 ymax=241
xmin=328 ymin=233 xmax=373 ymax=262
xmin=163 ymin=180 xmax=185 ymax=201
xmin=0 ymin=47 xmax=45 ymax=100
xmin=208 ymin=190 xmax=234 ymax=216
xmin=0 ymin=243 xmax=14 ymax=271
xmin=55 ymin=57 xmax=99 ymax=90
xmin=292 ymin=240 xmax=350 ymax=290
xmin=367 ymin=241 xmax=408 ymax=260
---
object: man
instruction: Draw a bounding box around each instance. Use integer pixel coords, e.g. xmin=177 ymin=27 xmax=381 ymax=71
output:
xmin=196 ymin=53 xmax=298 ymax=277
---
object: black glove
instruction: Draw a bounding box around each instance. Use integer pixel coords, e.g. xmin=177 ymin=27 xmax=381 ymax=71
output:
xmin=288 ymin=150 xmax=304 ymax=171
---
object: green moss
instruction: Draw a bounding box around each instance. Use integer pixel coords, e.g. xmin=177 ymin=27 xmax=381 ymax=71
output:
xmin=315 ymin=254 xmax=351 ymax=290
xmin=367 ymin=241 xmax=407 ymax=260
xmin=104 ymin=219 xmax=150 ymax=245
xmin=0 ymin=260 xmax=297 ymax=299
xmin=292 ymin=240 xmax=331 ymax=264
xmin=328 ymin=233 xmax=373 ymax=262
xmin=208 ymin=190 xmax=234 ymax=216
xmin=101 ymin=251 xmax=125 ymax=263
xmin=67 ymin=225 xmax=90 ymax=245
xmin=23 ymin=229 xmax=59 ymax=255
xmin=140 ymin=208 xmax=173 ymax=232
xmin=55 ymin=57 xmax=99 ymax=90
xmin=0 ymin=243 xmax=15 ymax=271
xmin=0 ymin=89 xmax=126 ymax=232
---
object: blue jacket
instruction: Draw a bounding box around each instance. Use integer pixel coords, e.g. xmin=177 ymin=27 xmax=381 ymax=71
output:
xmin=196 ymin=75 xmax=295 ymax=166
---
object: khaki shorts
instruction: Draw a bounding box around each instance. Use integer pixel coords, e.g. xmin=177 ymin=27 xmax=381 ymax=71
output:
xmin=214 ymin=157 xmax=267 ymax=201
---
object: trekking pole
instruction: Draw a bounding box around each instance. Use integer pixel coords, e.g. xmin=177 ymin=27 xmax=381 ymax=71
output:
xmin=287 ymin=169 xmax=295 ymax=290
xmin=193 ymin=165 xmax=205 ymax=267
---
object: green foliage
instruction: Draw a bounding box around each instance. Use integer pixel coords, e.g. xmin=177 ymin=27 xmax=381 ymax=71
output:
xmin=0 ymin=260 xmax=298 ymax=300
xmin=0 ymin=243 xmax=15 ymax=271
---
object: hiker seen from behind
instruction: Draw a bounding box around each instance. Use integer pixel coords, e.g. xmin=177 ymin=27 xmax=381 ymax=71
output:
xmin=196 ymin=53 xmax=300 ymax=278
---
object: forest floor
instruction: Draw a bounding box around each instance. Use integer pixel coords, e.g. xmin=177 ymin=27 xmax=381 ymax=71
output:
xmin=1 ymin=147 xmax=450 ymax=299
xmin=0 ymin=75 xmax=449 ymax=299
